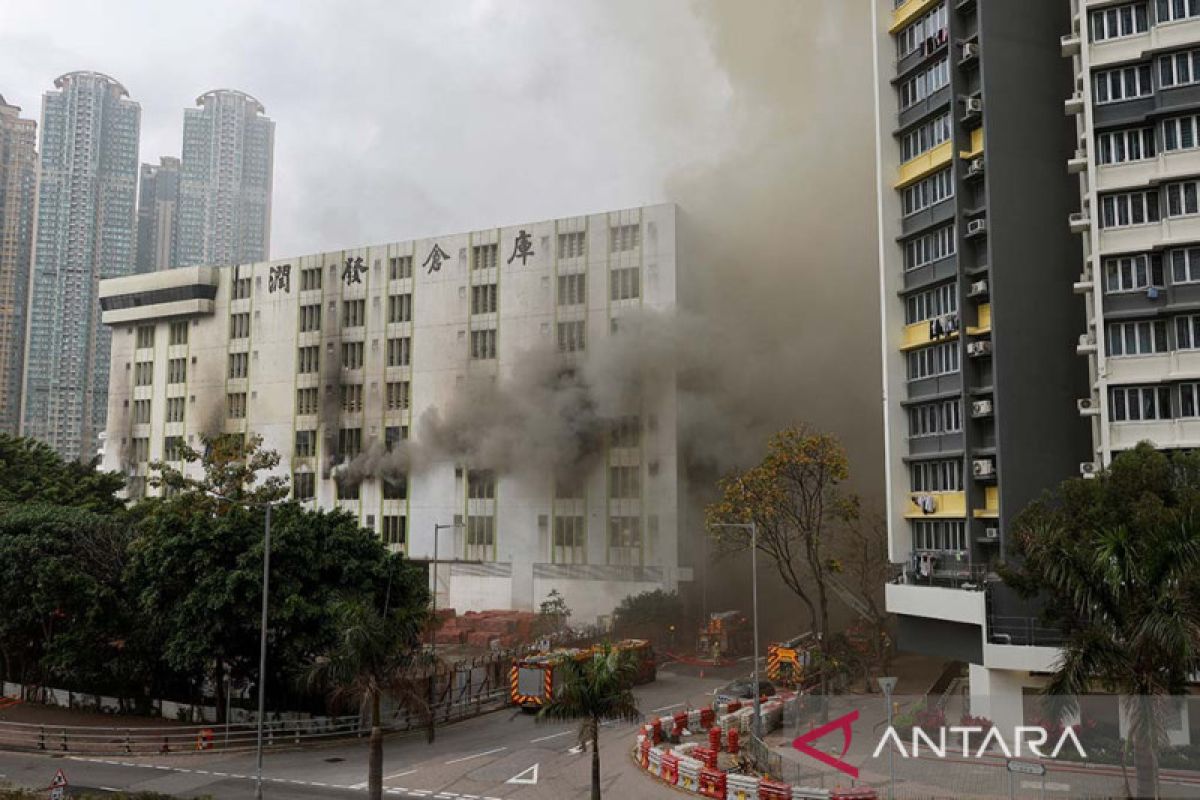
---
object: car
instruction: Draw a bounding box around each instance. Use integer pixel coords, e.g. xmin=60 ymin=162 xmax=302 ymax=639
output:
xmin=714 ymin=677 xmax=777 ymax=704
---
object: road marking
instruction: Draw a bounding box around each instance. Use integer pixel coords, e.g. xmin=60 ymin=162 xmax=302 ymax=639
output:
xmin=506 ymin=763 xmax=539 ymax=785
xmin=1022 ymin=781 xmax=1071 ymax=792
xmin=650 ymin=703 xmax=683 ymax=713
xmin=444 ymin=746 xmax=506 ymax=764
xmin=386 ymin=769 xmax=419 ymax=779
xmin=529 ymin=730 xmax=572 ymax=743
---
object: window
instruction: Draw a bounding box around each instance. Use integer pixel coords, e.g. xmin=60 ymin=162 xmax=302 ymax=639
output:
xmin=227 ymin=392 xmax=247 ymax=419
xmin=338 ymin=427 xmax=362 ymax=456
xmin=163 ymin=436 xmax=184 ymax=462
xmin=908 ymin=400 xmax=962 ymax=438
xmin=231 ymin=276 xmax=252 ymax=300
xmin=134 ymin=361 xmax=154 ymax=386
xmin=387 ymin=337 xmax=411 ymax=367
xmin=228 ymin=352 xmax=249 ymax=379
xmin=1160 ymin=49 xmax=1200 ymax=89
xmin=230 ymin=312 xmax=250 ymax=339
xmin=466 ymin=515 xmax=495 ymax=555
xmin=295 ymin=429 xmax=317 ymax=457
xmin=1178 ymin=315 xmax=1200 ymax=349
xmin=610 ymin=267 xmax=641 ymax=300
xmin=382 ymin=515 xmax=407 ymax=547
xmin=1100 ymin=190 xmax=1160 ymax=228
xmin=388 ymin=293 xmax=412 ymax=323
xmin=899 ymin=58 xmax=949 ymax=110
xmin=911 ymin=459 xmax=963 ymax=492
xmin=342 ymin=299 xmax=366 ymax=328
xmin=1106 ymin=320 xmax=1168 ymax=355
xmin=1158 ymin=0 xmax=1200 ymax=22
xmin=470 ymin=328 xmax=497 ymax=359
xmin=300 ymin=304 xmax=321 ymax=332
xmin=611 ymin=416 xmax=641 ymax=448
xmin=389 ymin=255 xmax=413 ymax=280
xmin=1167 ymin=181 xmax=1200 ymax=217
xmin=168 ymin=321 xmax=188 ymax=346
xmin=383 ymin=474 xmax=408 ymax=500
xmin=609 ymin=466 xmax=641 ymax=498
xmin=1105 ymin=253 xmax=1164 ymax=292
xmin=609 ymin=223 xmax=641 ymax=252
xmin=298 ymin=345 xmax=320 ymax=373
xmin=555 ymin=474 xmax=585 ymax=500
xmin=1181 ymin=382 xmax=1200 ymax=417
xmin=467 ymin=469 xmax=496 ymax=499
xmin=1090 ymin=3 xmax=1149 ymax=41
xmin=166 ymin=397 xmax=185 ymax=423
xmin=472 ymin=243 xmax=498 ymax=271
xmin=557 ymin=320 xmax=586 ymax=353
xmin=905 ymin=283 xmax=957 ymax=324
xmin=907 ymin=342 xmax=960 ymax=380
xmin=1164 ymin=114 xmax=1200 ymax=152
xmin=300 ymin=266 xmax=322 ymax=291
xmin=558 ymin=273 xmax=586 ymax=306
xmin=1096 ymin=127 xmax=1156 ymax=164
xmin=895 ymin=2 xmax=948 ymax=59
xmin=903 ymin=225 xmax=955 ymax=270
xmin=293 ymin=472 xmax=315 ymax=500
xmin=900 ymin=113 xmax=952 ymax=162
xmin=132 ymin=399 xmax=151 ymax=424
xmin=336 ymin=479 xmax=360 ymax=500
xmin=1094 ymin=63 xmax=1154 ymax=104
xmin=553 ymin=516 xmax=586 ymax=564
xmin=558 ymin=231 xmax=586 ymax=258
xmin=136 ymin=325 xmax=155 ymax=349
xmin=131 ymin=437 xmax=150 ymax=464
xmin=341 ymin=341 xmax=365 ymax=370
xmin=1110 ymin=385 xmax=1172 ymax=421
xmin=386 ymin=380 xmax=410 ymax=410
xmin=471 ymin=284 xmax=498 ymax=314
xmin=296 ymin=387 xmax=319 ymax=415
xmin=609 ymin=516 xmax=642 ymax=549
xmin=385 ymin=425 xmax=408 ymax=451
xmin=341 ymin=383 xmax=363 ymax=413
xmin=902 ymin=168 xmax=954 ymax=216
xmin=1171 ymin=247 xmax=1200 ymax=283
xmin=912 ymin=520 xmax=967 ymax=552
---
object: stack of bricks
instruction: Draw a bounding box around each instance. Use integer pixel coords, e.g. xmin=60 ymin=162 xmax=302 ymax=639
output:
xmin=428 ymin=609 xmax=540 ymax=648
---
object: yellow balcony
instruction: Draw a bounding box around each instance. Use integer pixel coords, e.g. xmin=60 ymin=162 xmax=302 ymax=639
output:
xmin=960 ymin=128 xmax=985 ymax=160
xmin=906 ymin=491 xmax=967 ymax=519
xmin=967 ymin=303 xmax=992 ymax=336
xmin=902 ymin=319 xmax=958 ymax=352
xmin=896 ymin=140 xmax=953 ymax=190
xmin=974 ymin=485 xmax=999 ymax=519
xmin=890 ymin=0 xmax=943 ymax=33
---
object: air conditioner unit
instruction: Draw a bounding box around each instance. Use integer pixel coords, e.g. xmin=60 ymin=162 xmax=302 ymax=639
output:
xmin=961 ymin=42 xmax=979 ymax=61
xmin=967 ymin=279 xmax=989 ymax=298
xmin=972 ymin=399 xmax=994 ymax=417
xmin=966 ymin=97 xmax=983 ymax=114
xmin=1080 ymin=462 xmax=1099 ymax=479
xmin=967 ymin=218 xmax=987 ymax=236
xmin=1148 ymin=286 xmax=1161 ymax=300
xmin=984 ymin=527 xmax=999 ymax=540
xmin=973 ymin=459 xmax=995 ymax=478
xmin=1077 ymin=397 xmax=1097 ymax=414
xmin=966 ymin=158 xmax=985 ymax=177
xmin=967 ymin=341 xmax=992 ymax=357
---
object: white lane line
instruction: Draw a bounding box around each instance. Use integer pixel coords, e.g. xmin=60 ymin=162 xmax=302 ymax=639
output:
xmin=386 ymin=768 xmax=419 ymax=779
xmin=529 ymin=730 xmax=572 ymax=743
xmin=650 ymin=703 xmax=683 ymax=713
xmin=444 ymin=746 xmax=506 ymax=764
xmin=351 ymin=782 xmax=368 ymax=790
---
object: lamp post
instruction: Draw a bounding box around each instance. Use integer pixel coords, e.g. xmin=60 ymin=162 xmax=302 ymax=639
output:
xmin=877 ymin=676 xmax=898 ymax=800
xmin=710 ymin=522 xmax=762 ymax=738
xmin=429 ymin=521 xmax=463 ymax=742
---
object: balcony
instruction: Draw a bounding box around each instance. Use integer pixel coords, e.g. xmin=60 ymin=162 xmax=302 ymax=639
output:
xmin=1076 ymin=334 xmax=1097 ymax=355
xmin=886 ymin=579 xmax=986 ymax=626
xmin=1067 ymin=148 xmax=1088 ymax=174
xmin=901 ymin=314 xmax=959 ymax=351
xmin=1069 ymin=210 xmax=1091 ymax=234
xmin=1064 ymin=92 xmax=1085 ymax=116
xmin=904 ymin=490 xmax=966 ymax=520
xmin=1060 ymin=32 xmax=1081 ymax=58
xmin=889 ymin=559 xmax=988 ymax=592
xmin=1072 ymin=271 xmax=1094 ymax=294
xmin=895 ymin=139 xmax=953 ymax=189
xmin=967 ymin=303 xmax=991 ymax=336
xmin=973 ymin=485 xmax=999 ymax=516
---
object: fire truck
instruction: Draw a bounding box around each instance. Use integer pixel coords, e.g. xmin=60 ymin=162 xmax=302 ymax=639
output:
xmin=508 ymin=639 xmax=656 ymax=710
xmin=766 ymin=632 xmax=819 ymax=687
xmin=696 ymin=610 xmax=753 ymax=661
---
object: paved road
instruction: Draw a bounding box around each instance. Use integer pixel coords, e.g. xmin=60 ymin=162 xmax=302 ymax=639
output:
xmin=0 ymin=667 xmax=728 ymax=800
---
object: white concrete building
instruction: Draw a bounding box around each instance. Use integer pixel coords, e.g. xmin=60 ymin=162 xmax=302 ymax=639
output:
xmin=98 ymin=204 xmax=689 ymax=622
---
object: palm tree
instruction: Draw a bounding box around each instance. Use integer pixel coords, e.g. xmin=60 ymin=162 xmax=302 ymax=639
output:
xmin=536 ymin=643 xmax=642 ymax=800
xmin=305 ymin=600 xmax=432 ymax=800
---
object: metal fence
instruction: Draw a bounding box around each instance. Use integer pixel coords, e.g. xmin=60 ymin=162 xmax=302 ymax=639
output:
xmin=987 ymin=615 xmax=1064 ymax=647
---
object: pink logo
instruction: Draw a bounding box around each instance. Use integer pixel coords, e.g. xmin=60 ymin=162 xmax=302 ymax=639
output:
xmin=791 ymin=709 xmax=860 ymax=779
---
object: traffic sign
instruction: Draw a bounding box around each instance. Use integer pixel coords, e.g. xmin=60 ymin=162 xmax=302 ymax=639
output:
xmin=1006 ymin=759 xmax=1046 ymax=776
xmin=48 ymin=768 xmax=68 ymax=800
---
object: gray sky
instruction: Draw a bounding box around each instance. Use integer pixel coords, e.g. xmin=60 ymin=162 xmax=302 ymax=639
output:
xmin=0 ymin=0 xmax=735 ymax=258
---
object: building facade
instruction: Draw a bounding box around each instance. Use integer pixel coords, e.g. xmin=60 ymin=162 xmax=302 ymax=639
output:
xmin=0 ymin=97 xmax=37 ymax=435
xmin=873 ymin=0 xmax=1091 ymax=728
xmin=99 ymin=204 xmax=687 ymax=622
xmin=22 ymin=72 xmax=140 ymax=461
xmin=175 ymin=90 xmax=274 ymax=269
xmin=136 ymin=156 xmax=181 ymax=273
xmin=1067 ymin=0 xmax=1200 ymax=464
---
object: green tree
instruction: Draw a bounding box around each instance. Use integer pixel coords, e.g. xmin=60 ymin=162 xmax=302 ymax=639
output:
xmin=305 ymin=593 xmax=431 ymax=800
xmin=611 ymin=589 xmax=685 ymax=646
xmin=1005 ymin=443 xmax=1200 ymax=799
xmin=0 ymin=434 xmax=124 ymax=512
xmin=535 ymin=589 xmax=572 ymax=637
xmin=536 ymin=643 xmax=641 ymax=800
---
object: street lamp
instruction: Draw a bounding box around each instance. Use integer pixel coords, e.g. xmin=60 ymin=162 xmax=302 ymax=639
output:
xmin=429 ymin=521 xmax=464 ymax=741
xmin=877 ymin=676 xmax=898 ymax=800
xmin=709 ymin=522 xmax=762 ymax=738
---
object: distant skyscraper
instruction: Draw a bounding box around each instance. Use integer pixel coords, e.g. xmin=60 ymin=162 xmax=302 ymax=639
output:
xmin=22 ymin=72 xmax=140 ymax=461
xmin=0 ymin=96 xmax=37 ymax=435
xmin=135 ymin=156 xmax=180 ymax=273
xmin=176 ymin=90 xmax=274 ymax=268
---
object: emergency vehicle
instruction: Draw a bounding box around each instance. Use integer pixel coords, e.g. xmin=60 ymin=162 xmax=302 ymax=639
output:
xmin=508 ymin=639 xmax=656 ymax=709
xmin=696 ymin=610 xmax=753 ymax=661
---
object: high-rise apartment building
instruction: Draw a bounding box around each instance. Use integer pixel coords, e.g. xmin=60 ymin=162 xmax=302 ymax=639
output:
xmin=0 ymin=97 xmax=37 ymax=435
xmin=135 ymin=156 xmax=180 ymax=273
xmin=22 ymin=72 xmax=140 ymax=461
xmin=873 ymin=0 xmax=1090 ymax=728
xmin=175 ymin=90 xmax=274 ymax=269
xmin=98 ymin=204 xmax=688 ymax=621
xmin=1066 ymin=1 xmax=1200 ymax=464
